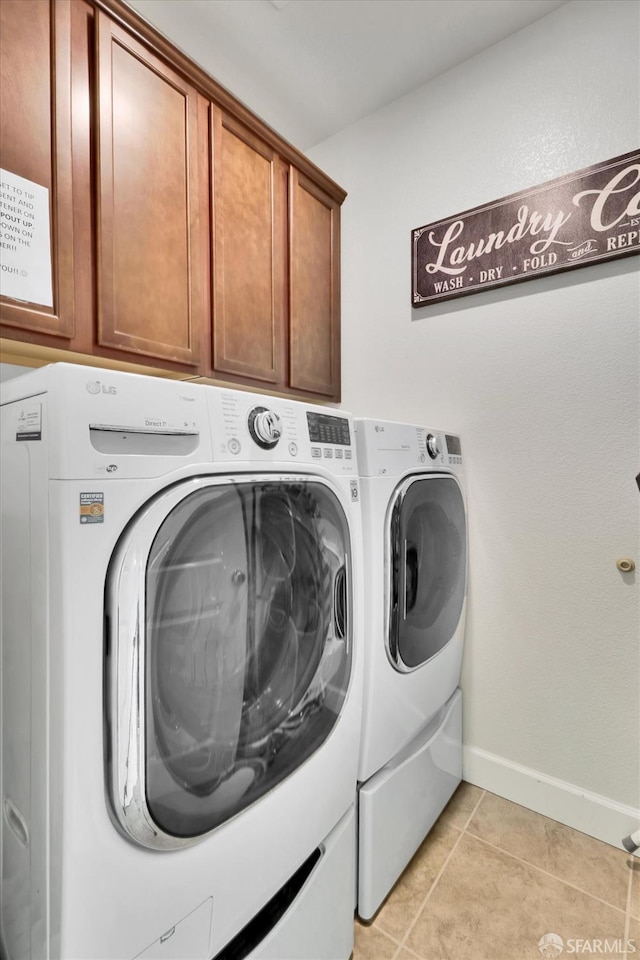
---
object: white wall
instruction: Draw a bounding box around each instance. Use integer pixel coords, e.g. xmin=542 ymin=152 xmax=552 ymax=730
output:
xmin=310 ymin=0 xmax=640 ymax=842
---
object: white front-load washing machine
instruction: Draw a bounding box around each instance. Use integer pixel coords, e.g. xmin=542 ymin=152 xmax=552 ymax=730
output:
xmin=0 ymin=363 xmax=363 ymax=960
xmin=354 ymin=418 xmax=467 ymax=920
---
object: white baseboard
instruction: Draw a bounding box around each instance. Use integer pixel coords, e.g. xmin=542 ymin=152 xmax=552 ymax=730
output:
xmin=463 ymin=745 xmax=640 ymax=852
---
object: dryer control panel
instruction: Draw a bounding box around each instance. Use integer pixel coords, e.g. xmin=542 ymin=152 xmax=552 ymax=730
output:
xmin=355 ymin=418 xmax=463 ymax=477
xmin=444 ymin=433 xmax=463 ymax=466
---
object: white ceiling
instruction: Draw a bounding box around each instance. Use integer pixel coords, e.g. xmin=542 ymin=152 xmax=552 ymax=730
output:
xmin=127 ymin=0 xmax=571 ymax=151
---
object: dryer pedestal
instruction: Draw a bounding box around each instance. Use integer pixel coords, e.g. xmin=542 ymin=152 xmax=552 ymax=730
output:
xmin=357 ymin=689 xmax=461 ymax=921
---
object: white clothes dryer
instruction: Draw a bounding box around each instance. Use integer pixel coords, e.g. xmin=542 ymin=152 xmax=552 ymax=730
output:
xmin=354 ymin=418 xmax=467 ymax=920
xmin=0 ymin=363 xmax=363 ymax=960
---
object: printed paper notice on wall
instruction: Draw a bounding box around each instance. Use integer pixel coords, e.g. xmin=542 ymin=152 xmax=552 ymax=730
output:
xmin=0 ymin=168 xmax=53 ymax=308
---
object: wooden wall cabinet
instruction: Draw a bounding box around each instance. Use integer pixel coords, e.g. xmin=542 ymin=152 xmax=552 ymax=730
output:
xmin=0 ymin=0 xmax=75 ymax=340
xmin=211 ymin=112 xmax=342 ymax=399
xmin=94 ymin=12 xmax=205 ymax=368
xmin=289 ymin=169 xmax=341 ymax=399
xmin=212 ymin=109 xmax=287 ymax=386
xmin=0 ymin=0 xmax=346 ymax=400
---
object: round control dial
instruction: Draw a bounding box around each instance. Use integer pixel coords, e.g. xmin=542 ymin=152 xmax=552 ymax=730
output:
xmin=248 ymin=406 xmax=282 ymax=449
xmin=426 ymin=433 xmax=440 ymax=459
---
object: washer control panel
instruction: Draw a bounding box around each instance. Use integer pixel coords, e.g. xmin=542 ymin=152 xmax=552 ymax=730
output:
xmin=306 ymin=412 xmax=351 ymax=447
xmin=210 ymin=390 xmax=356 ymax=474
xmin=307 ymin=412 xmax=353 ymax=462
xmin=248 ymin=406 xmax=282 ymax=449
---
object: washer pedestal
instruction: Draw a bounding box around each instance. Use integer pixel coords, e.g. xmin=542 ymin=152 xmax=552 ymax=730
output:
xmin=251 ymin=806 xmax=355 ymax=960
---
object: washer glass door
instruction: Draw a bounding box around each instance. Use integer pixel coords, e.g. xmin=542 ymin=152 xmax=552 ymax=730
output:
xmin=388 ymin=475 xmax=466 ymax=671
xmin=107 ymin=478 xmax=352 ymax=848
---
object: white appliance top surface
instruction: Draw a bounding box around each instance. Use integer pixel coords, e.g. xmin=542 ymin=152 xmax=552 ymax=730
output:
xmin=354 ymin=417 xmax=462 ymax=478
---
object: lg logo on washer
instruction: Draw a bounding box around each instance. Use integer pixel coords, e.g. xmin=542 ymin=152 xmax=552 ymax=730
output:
xmin=86 ymin=380 xmax=117 ymax=396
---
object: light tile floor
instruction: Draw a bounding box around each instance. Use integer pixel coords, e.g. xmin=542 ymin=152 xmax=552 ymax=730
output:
xmin=354 ymin=783 xmax=640 ymax=960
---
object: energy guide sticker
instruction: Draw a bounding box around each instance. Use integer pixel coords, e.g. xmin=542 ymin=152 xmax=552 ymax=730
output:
xmin=80 ymin=492 xmax=104 ymax=524
xmin=16 ymin=403 xmax=42 ymax=441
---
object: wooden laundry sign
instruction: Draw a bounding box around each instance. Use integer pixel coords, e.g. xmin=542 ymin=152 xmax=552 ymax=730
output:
xmin=411 ymin=150 xmax=640 ymax=306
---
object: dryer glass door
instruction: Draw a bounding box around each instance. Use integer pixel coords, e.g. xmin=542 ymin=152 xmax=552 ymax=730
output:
xmin=388 ymin=475 xmax=466 ymax=671
xmin=107 ymin=478 xmax=352 ymax=848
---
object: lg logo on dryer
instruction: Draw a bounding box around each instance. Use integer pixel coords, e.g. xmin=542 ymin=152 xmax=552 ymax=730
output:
xmin=86 ymin=381 xmax=117 ymax=395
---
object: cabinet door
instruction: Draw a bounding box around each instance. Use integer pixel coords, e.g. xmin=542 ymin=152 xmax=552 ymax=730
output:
xmin=289 ymin=170 xmax=341 ymax=400
xmin=95 ymin=13 xmax=203 ymax=367
xmin=212 ymin=109 xmax=286 ymax=385
xmin=0 ymin=0 xmax=74 ymax=338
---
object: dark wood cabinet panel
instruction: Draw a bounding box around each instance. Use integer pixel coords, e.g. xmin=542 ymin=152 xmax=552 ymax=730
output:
xmin=94 ymin=12 xmax=203 ymax=366
xmin=1 ymin=0 xmax=346 ymax=398
xmin=212 ymin=110 xmax=286 ymax=384
xmin=289 ymin=169 xmax=341 ymax=400
xmin=0 ymin=0 xmax=75 ymax=339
